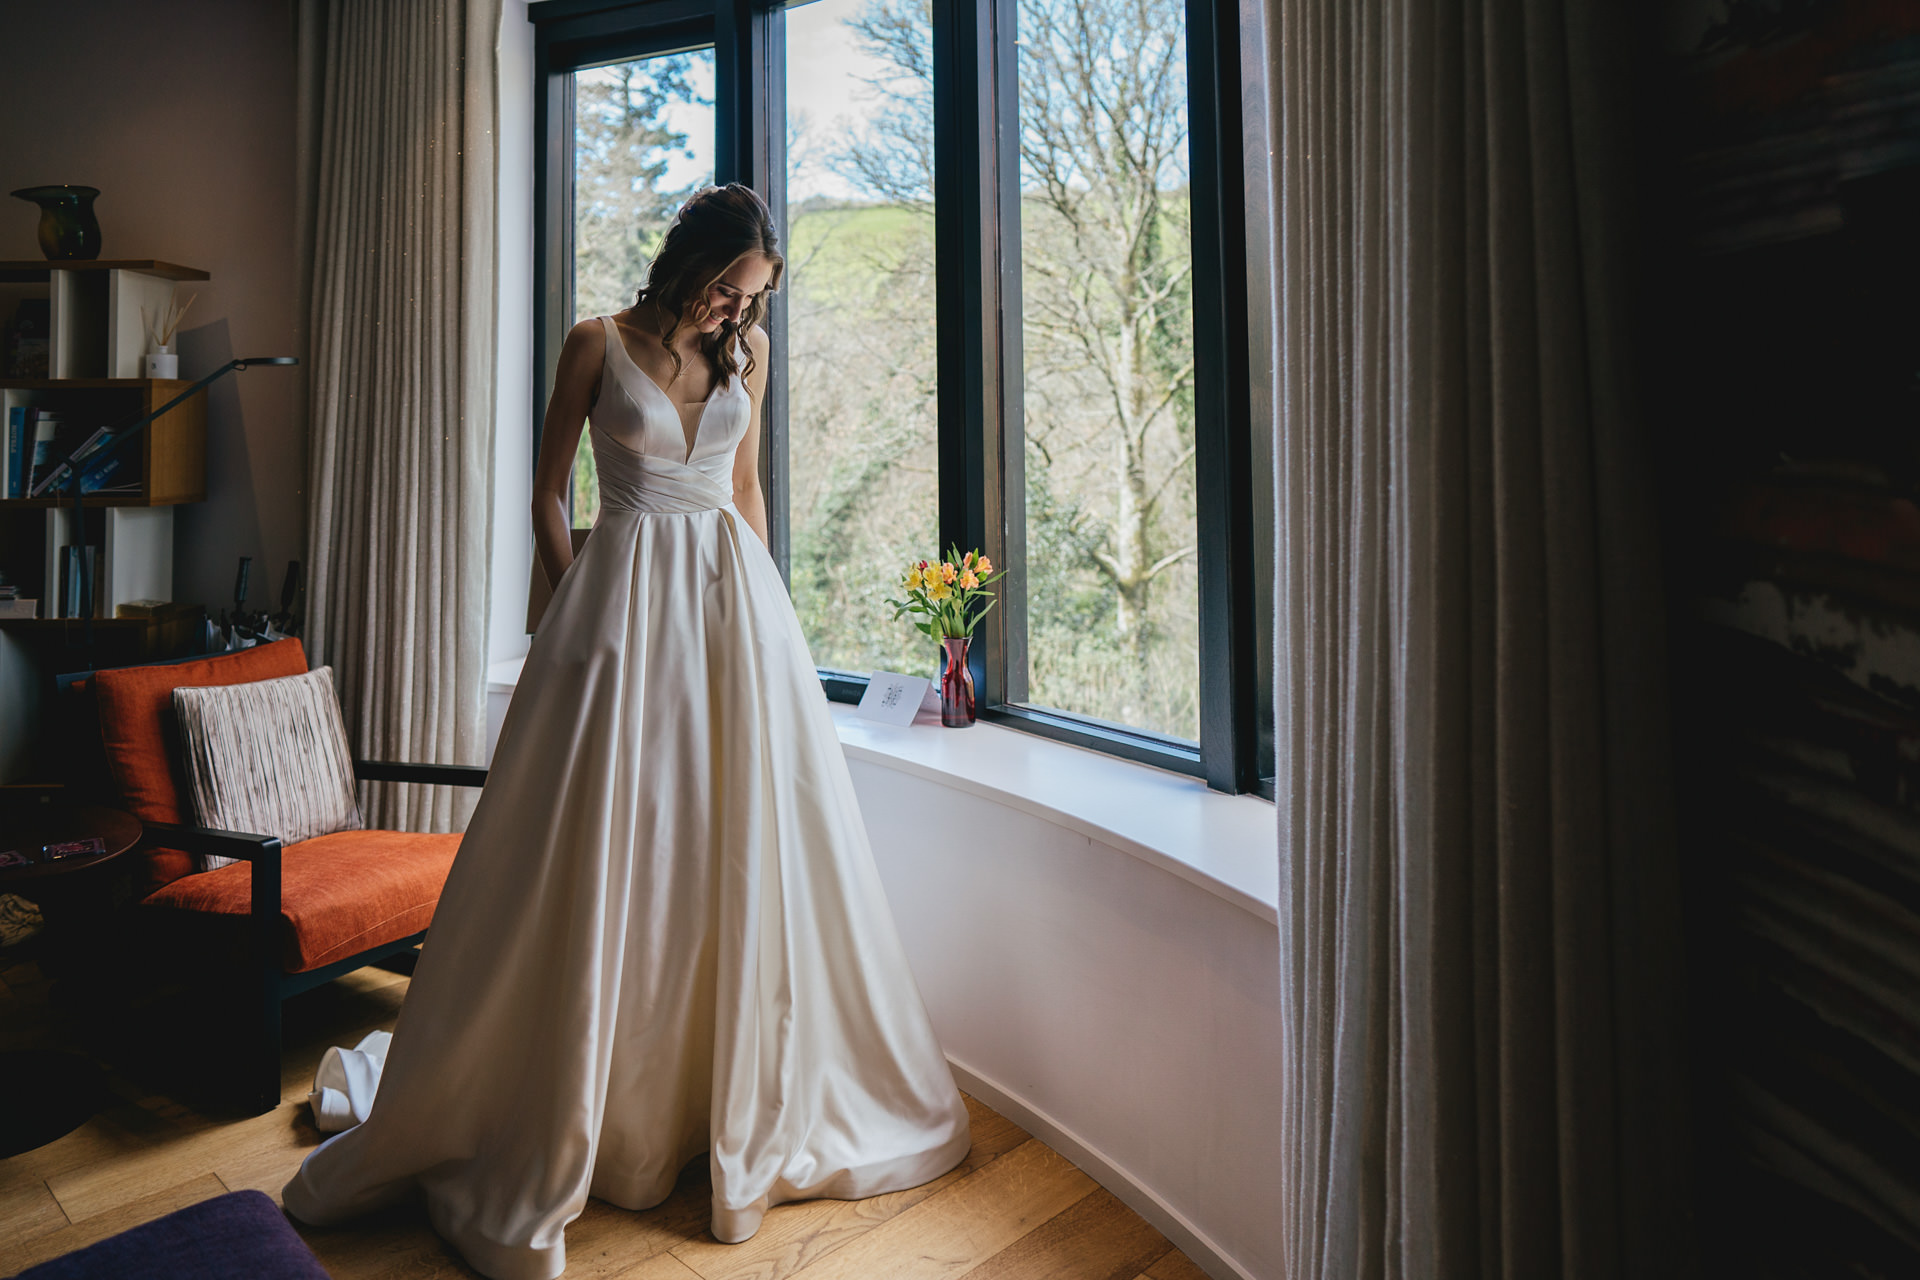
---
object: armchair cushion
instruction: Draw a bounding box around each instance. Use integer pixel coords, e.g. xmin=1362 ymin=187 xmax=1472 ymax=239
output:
xmin=172 ymin=666 xmax=363 ymax=871
xmin=93 ymin=640 xmax=311 ymax=824
xmin=92 ymin=640 xmax=310 ymax=895
xmin=141 ymin=828 xmax=460 ymax=973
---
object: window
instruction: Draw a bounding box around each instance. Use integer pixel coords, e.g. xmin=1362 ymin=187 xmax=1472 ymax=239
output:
xmin=1013 ymin=0 xmax=1199 ymax=742
xmin=529 ymin=0 xmax=1268 ymax=793
xmin=570 ymin=51 xmax=715 ymax=527
xmin=783 ymin=0 xmax=939 ymax=680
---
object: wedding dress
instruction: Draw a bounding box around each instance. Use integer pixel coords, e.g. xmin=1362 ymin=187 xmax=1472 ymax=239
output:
xmin=282 ymin=317 xmax=971 ymax=1280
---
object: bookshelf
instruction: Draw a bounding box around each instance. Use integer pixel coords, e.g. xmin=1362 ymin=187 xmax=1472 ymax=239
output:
xmin=0 ymin=260 xmax=210 ymax=621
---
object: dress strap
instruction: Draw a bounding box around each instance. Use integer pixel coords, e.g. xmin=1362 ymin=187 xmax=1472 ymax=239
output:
xmin=596 ymin=316 xmax=620 ymax=405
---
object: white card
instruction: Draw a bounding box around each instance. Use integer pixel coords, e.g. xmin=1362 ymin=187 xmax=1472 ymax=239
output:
xmin=857 ymin=671 xmax=933 ymax=726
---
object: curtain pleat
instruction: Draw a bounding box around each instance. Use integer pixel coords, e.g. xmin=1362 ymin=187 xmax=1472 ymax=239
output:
xmin=1270 ymin=0 xmax=1692 ymax=1276
xmin=299 ymin=0 xmax=498 ymax=831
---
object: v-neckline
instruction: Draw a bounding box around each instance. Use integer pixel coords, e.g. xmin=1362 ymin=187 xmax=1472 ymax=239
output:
xmin=606 ymin=317 xmax=724 ymax=463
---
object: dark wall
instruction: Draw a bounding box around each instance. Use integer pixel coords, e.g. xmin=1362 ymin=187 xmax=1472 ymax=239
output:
xmin=1647 ymin=5 xmax=1920 ymax=1276
xmin=0 ymin=1 xmax=304 ymax=623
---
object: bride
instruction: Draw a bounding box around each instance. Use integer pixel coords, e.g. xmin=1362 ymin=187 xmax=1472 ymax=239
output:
xmin=282 ymin=184 xmax=972 ymax=1280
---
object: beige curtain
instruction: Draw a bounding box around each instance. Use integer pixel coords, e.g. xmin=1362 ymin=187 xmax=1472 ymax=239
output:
xmin=1269 ymin=1 xmax=1692 ymax=1276
xmin=298 ymin=0 xmax=499 ymax=830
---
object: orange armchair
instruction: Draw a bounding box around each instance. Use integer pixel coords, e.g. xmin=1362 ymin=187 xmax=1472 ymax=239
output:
xmin=60 ymin=639 xmax=484 ymax=1114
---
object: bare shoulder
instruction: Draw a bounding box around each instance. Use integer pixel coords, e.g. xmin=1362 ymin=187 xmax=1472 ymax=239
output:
xmin=741 ymin=325 xmax=771 ymax=393
xmin=551 ymin=316 xmax=608 ymax=405
xmin=564 ymin=315 xmax=608 ymax=356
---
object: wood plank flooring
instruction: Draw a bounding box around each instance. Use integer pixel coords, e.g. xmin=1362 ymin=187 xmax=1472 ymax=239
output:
xmin=0 ymin=956 xmax=1208 ymax=1280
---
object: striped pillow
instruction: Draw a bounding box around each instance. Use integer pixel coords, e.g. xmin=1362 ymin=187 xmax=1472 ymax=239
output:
xmin=172 ymin=667 xmax=364 ymax=871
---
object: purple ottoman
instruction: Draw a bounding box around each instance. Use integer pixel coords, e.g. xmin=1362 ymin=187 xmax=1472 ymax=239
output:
xmin=10 ymin=1190 xmax=330 ymax=1280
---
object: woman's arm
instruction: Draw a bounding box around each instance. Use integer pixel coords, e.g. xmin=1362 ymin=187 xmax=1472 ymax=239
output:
xmin=532 ymin=319 xmax=607 ymax=589
xmin=730 ymin=325 xmax=773 ymax=551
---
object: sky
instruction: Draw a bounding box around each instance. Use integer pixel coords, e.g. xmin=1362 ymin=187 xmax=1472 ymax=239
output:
xmin=784 ymin=0 xmax=901 ymax=202
xmin=578 ymin=0 xmax=902 ymax=205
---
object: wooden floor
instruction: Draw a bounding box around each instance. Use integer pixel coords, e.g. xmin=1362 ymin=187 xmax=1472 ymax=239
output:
xmin=0 ymin=956 xmax=1210 ymax=1280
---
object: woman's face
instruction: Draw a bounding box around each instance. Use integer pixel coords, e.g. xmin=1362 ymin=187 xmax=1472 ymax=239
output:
xmin=694 ymin=254 xmax=776 ymax=334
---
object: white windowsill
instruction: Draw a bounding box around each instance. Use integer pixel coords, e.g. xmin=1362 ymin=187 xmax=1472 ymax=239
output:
xmin=485 ymin=656 xmax=1279 ymax=925
xmin=831 ymin=704 xmax=1278 ymax=925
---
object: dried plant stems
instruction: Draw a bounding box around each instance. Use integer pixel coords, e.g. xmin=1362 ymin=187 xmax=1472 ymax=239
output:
xmin=144 ymin=293 xmax=196 ymax=350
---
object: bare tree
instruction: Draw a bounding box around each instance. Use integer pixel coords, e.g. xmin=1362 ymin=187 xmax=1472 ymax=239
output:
xmin=573 ymin=56 xmax=712 ymax=321
xmin=1017 ymin=0 xmax=1194 ymax=663
xmin=570 ymin=55 xmax=713 ymax=521
xmin=837 ymin=0 xmax=1196 ymax=723
xmin=839 ymin=1 xmax=937 ymax=209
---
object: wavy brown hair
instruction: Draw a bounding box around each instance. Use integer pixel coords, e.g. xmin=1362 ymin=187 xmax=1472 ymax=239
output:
xmin=633 ymin=184 xmax=784 ymax=387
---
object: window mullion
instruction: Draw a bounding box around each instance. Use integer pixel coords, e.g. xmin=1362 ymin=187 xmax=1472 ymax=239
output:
xmin=715 ymin=0 xmax=790 ymax=584
xmin=1188 ymin=0 xmax=1256 ymax=793
xmin=531 ymin=38 xmax=575 ymax=472
xmin=933 ymin=0 xmax=1022 ymax=709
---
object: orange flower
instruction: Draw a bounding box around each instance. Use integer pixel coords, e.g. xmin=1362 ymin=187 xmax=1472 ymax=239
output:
xmin=959 ymin=569 xmax=980 ymax=590
xmin=977 ymin=556 xmax=994 ymax=575
xmin=940 ymin=562 xmax=958 ymax=584
xmin=963 ymin=550 xmax=977 ymax=569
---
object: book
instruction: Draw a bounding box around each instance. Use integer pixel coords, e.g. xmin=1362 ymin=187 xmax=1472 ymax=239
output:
xmin=19 ymin=408 xmax=41 ymax=495
xmin=61 ymin=544 xmax=100 ymax=619
xmin=5 ymin=299 xmax=49 ymax=379
xmin=42 ymin=837 xmax=105 ymax=861
xmin=0 ymin=598 xmax=37 ymax=619
xmin=25 ymin=409 xmax=60 ymax=495
xmin=28 ymin=420 xmax=99 ymax=498
xmin=4 ymin=405 xmax=22 ymax=498
xmin=64 ymin=423 xmax=116 ymax=469
xmin=77 ymin=449 xmax=129 ymax=494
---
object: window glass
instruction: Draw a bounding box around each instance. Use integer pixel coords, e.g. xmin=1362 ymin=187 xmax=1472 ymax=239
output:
xmin=571 ymin=50 xmax=716 ymax=528
xmin=1016 ymin=0 xmax=1198 ymax=740
xmin=784 ymin=0 xmax=940 ymax=679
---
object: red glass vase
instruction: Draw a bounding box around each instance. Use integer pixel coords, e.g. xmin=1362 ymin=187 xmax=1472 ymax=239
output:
xmin=939 ymin=636 xmax=975 ymax=727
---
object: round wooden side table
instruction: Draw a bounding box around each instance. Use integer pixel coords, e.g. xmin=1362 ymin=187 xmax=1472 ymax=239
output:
xmin=0 ymin=804 xmax=144 ymax=887
xmin=0 ymin=804 xmax=143 ymax=1157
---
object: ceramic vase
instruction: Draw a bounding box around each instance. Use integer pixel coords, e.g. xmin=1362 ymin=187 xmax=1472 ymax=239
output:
xmin=11 ymin=186 xmax=102 ymax=261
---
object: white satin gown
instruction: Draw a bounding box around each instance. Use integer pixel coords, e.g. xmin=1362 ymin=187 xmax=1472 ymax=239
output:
xmin=282 ymin=317 xmax=972 ymax=1280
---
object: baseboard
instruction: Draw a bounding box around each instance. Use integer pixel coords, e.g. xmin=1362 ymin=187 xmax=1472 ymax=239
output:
xmin=945 ymin=1055 xmax=1256 ymax=1280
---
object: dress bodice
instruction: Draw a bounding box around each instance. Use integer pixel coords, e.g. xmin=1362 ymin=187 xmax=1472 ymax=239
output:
xmin=590 ymin=314 xmax=751 ymax=514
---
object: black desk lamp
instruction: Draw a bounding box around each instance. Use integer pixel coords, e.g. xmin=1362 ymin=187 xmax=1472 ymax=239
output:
xmin=38 ymin=357 xmax=300 ymax=659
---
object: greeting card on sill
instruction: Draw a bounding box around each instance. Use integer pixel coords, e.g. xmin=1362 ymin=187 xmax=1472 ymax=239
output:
xmin=857 ymin=671 xmax=934 ymax=726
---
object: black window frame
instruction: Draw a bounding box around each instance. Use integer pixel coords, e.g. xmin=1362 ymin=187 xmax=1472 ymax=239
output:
xmin=529 ymin=0 xmax=1270 ymax=796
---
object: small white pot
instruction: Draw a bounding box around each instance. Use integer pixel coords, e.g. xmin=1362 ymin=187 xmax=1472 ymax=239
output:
xmin=145 ymin=348 xmax=178 ymax=379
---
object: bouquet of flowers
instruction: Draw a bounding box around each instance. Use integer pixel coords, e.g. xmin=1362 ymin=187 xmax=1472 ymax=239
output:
xmin=887 ymin=547 xmax=1006 ymax=640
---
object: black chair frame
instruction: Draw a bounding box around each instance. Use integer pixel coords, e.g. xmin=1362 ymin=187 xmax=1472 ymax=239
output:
xmin=54 ymin=648 xmax=486 ymax=1115
xmin=143 ymin=759 xmax=487 ymax=1114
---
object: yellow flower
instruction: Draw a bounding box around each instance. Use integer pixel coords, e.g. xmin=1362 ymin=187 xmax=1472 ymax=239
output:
xmin=927 ymin=578 xmax=953 ymax=601
xmin=940 ymin=562 xmax=958 ymax=584
xmin=904 ymin=566 xmax=924 ymax=590
xmin=959 ymin=569 xmax=980 ymax=590
xmin=977 ymin=556 xmax=993 ymax=575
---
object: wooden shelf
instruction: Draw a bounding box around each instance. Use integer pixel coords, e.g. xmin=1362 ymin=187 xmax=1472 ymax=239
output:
xmin=0 ymin=378 xmax=206 ymax=507
xmin=0 ymin=606 xmax=208 ymax=665
xmin=0 ymin=378 xmax=179 ymax=390
xmin=0 ymin=260 xmax=209 ymax=282
xmin=1 ymin=262 xmax=208 ymax=621
xmin=0 ymin=617 xmax=171 ymax=630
